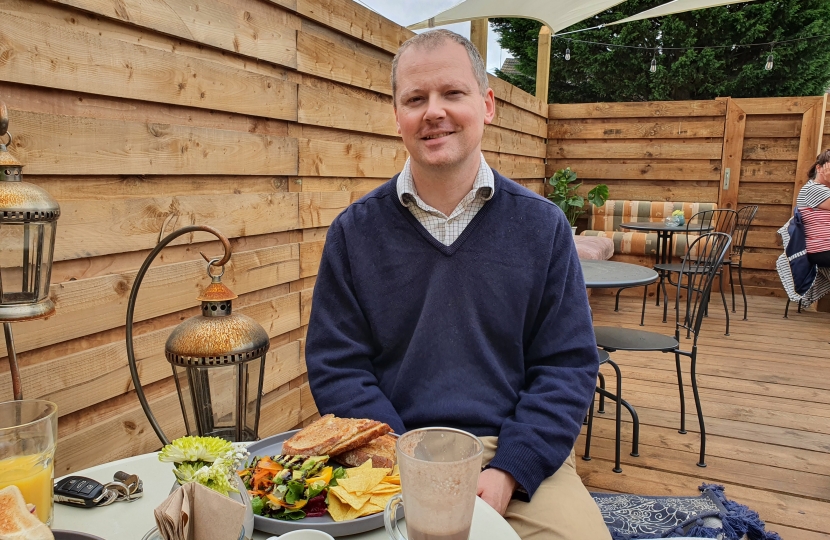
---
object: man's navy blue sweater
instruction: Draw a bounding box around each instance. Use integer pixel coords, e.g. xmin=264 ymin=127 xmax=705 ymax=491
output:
xmin=305 ymin=171 xmax=599 ymax=497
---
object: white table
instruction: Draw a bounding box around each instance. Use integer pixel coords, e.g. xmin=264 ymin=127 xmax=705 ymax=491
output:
xmin=53 ymin=452 xmax=520 ymax=540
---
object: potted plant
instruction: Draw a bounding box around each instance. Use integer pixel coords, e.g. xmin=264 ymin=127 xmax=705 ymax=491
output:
xmin=546 ymin=167 xmax=609 ymax=235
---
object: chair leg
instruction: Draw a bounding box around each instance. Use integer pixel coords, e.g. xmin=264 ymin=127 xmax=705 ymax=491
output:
xmin=597 ymin=372 xmax=606 ymax=414
xmin=738 ymin=261 xmax=748 ymax=320
xmin=614 ymin=287 xmax=625 ymax=312
xmin=620 ymin=398 xmax=640 ymax=457
xmin=798 ymin=299 xmax=803 ymax=313
xmin=784 ymin=299 xmax=790 ymax=319
xmin=640 ymin=284 xmax=648 ymax=326
xmin=690 ymin=350 xmax=707 ymax=467
xmin=719 ymin=269 xmax=730 ymax=336
xmin=582 ymin=391 xmax=595 ymax=462
xmin=607 ymin=359 xmax=623 ymax=473
xmin=675 ymin=352 xmax=687 ymax=434
xmin=661 ymin=273 xmax=670 ymax=323
xmin=728 ymin=263 xmax=736 ymax=313
xmin=655 ymin=270 xmax=662 ymax=306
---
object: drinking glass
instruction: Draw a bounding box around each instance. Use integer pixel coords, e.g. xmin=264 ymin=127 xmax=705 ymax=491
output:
xmin=384 ymin=427 xmax=483 ymax=540
xmin=0 ymin=399 xmax=58 ymax=525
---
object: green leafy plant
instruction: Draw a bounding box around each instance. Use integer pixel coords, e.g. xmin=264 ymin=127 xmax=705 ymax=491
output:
xmin=546 ymin=167 xmax=609 ymax=226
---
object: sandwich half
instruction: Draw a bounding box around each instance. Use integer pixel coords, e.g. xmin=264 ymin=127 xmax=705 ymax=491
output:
xmin=281 ymin=414 xmax=392 ymax=456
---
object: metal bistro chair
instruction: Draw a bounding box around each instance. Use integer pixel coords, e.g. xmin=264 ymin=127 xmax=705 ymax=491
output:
xmin=724 ymin=205 xmax=759 ymax=321
xmin=583 ymin=349 xmax=640 ymax=473
xmin=595 ymin=232 xmax=732 ymax=467
xmin=647 ymin=209 xmax=737 ymax=335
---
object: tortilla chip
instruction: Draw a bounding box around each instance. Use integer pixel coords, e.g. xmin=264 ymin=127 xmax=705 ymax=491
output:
xmin=369 ymin=492 xmax=397 ymax=509
xmin=327 ymin=493 xmax=352 ymax=522
xmin=369 ymin=483 xmax=400 ymax=495
xmin=339 ymin=467 xmax=390 ymax=495
xmin=330 ymin=485 xmax=371 ymax=510
xmin=392 ymin=465 xmax=400 ymax=476
xmin=381 ymin=476 xmax=400 ymax=485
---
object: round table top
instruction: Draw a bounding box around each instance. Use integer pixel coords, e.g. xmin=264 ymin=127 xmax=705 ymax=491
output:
xmin=52 ymin=452 xmax=520 ymax=540
xmin=580 ymin=260 xmax=658 ymax=289
xmin=619 ymin=221 xmax=714 ymax=233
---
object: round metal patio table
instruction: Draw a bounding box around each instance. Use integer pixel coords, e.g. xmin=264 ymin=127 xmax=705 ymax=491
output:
xmin=580 ymin=260 xmax=658 ymax=290
xmin=619 ymin=221 xmax=713 ymax=265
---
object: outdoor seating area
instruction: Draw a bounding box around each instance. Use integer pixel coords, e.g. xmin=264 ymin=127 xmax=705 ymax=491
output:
xmin=0 ymin=0 xmax=829 ymax=539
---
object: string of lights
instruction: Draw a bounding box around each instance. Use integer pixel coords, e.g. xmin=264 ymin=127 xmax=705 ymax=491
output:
xmin=554 ymin=32 xmax=830 ymax=72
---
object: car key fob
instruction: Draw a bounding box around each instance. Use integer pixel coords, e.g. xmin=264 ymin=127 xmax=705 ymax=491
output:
xmin=54 ymin=476 xmax=107 ymax=507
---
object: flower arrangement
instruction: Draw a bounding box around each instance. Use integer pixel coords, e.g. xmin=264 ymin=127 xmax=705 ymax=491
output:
xmin=159 ymin=436 xmax=249 ymax=497
xmin=666 ymin=209 xmax=686 ymax=227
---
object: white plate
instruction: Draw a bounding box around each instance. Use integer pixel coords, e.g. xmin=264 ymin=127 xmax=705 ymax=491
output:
xmin=244 ymin=430 xmax=399 ymax=538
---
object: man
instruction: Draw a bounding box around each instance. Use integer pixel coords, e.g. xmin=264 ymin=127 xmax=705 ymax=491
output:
xmin=305 ymin=29 xmax=610 ymax=539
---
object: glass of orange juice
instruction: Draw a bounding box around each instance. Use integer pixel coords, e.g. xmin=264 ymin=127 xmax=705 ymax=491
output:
xmin=0 ymin=399 xmax=58 ymax=525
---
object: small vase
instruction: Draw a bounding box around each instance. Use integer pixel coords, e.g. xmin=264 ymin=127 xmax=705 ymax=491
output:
xmin=571 ymin=226 xmax=577 ymax=236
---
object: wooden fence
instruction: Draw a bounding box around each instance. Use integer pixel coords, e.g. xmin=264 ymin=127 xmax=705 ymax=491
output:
xmin=0 ymin=0 xmax=547 ymax=474
xmin=548 ymin=95 xmax=830 ymax=295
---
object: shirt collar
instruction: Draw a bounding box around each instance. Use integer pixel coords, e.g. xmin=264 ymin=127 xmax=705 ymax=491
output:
xmin=396 ymin=154 xmax=494 ymax=207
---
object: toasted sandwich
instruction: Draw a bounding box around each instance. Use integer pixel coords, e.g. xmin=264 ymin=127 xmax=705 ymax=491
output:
xmin=333 ymin=434 xmax=397 ymax=469
xmin=0 ymin=485 xmax=54 ymax=540
xmin=281 ymin=414 xmax=392 ymax=456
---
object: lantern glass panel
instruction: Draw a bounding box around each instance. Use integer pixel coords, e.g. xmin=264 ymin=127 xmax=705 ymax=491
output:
xmin=244 ymin=356 xmax=265 ymax=438
xmin=0 ymin=221 xmax=55 ymax=304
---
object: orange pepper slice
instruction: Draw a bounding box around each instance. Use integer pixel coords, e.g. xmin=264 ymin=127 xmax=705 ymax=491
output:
xmin=267 ymin=493 xmax=308 ymax=510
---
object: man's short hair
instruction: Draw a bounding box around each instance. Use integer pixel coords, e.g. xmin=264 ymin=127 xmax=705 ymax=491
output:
xmin=391 ymin=29 xmax=489 ymax=106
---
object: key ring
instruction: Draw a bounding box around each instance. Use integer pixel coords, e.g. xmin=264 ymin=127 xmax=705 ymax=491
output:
xmin=98 ymin=472 xmax=144 ymax=506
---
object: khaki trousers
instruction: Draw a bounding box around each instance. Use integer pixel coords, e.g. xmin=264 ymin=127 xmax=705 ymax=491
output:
xmin=480 ymin=437 xmax=611 ymax=540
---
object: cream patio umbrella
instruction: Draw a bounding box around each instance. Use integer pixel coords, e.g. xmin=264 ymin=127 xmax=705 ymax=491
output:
xmin=605 ymin=0 xmax=757 ymax=26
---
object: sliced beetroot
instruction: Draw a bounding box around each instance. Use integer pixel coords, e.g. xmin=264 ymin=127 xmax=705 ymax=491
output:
xmin=305 ymin=491 xmax=328 ymax=517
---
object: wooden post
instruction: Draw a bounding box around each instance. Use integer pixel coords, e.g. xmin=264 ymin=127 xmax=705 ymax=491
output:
xmin=536 ymin=26 xmax=551 ymax=102
xmin=718 ymin=98 xmax=746 ymax=211
xmin=470 ymin=19 xmax=488 ymax=62
xmin=792 ymin=94 xmax=828 ymax=209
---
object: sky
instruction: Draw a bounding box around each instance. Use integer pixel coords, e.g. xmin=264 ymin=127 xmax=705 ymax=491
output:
xmin=355 ymin=0 xmax=512 ymax=74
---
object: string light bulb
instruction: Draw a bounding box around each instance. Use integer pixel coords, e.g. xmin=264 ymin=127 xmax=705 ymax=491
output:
xmin=650 ymin=50 xmax=657 ymax=73
xmin=765 ymin=44 xmax=775 ymax=70
xmin=565 ymin=47 xmax=571 ymax=61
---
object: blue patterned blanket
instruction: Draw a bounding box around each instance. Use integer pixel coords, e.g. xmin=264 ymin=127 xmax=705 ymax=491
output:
xmin=591 ymin=484 xmax=783 ymax=540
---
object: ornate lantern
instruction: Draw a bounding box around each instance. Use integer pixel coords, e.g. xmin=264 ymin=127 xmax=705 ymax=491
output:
xmin=0 ymin=103 xmax=60 ymax=400
xmin=126 ymin=226 xmax=270 ymax=445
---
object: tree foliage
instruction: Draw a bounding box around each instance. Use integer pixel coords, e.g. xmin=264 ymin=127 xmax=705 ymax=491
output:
xmin=491 ymin=0 xmax=830 ymax=102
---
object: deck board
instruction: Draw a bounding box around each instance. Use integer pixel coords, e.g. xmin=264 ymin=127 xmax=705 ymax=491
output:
xmin=581 ymin=294 xmax=830 ymax=538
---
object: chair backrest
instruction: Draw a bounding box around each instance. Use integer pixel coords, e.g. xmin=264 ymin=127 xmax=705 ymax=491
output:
xmin=681 ymin=209 xmax=737 ymax=258
xmin=733 ymin=205 xmax=759 ymax=257
xmin=675 ymin=232 xmax=733 ymax=344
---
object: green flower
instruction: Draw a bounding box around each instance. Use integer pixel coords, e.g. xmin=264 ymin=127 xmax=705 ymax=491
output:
xmin=159 ymin=436 xmax=233 ymax=464
xmin=672 ymin=210 xmax=684 ymax=217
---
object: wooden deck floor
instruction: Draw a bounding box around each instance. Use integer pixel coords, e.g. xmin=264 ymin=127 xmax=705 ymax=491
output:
xmin=579 ymin=293 xmax=830 ymax=539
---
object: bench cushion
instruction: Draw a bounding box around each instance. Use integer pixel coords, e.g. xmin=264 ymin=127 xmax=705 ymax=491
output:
xmin=588 ymin=201 xmax=718 ymax=232
xmin=573 ymin=235 xmax=614 ymax=260
xmin=581 ymin=231 xmax=701 ymax=257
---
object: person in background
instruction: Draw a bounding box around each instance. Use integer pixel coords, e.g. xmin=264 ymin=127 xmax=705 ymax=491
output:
xmin=304 ymin=29 xmax=609 ymax=539
xmin=796 ymin=149 xmax=830 ymax=267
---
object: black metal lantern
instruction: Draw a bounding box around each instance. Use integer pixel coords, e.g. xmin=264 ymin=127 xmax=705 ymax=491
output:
xmin=126 ymin=226 xmax=270 ymax=445
xmin=0 ymin=102 xmax=60 ymax=400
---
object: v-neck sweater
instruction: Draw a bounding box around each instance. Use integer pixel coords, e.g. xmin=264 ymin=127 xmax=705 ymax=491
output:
xmin=305 ymin=171 xmax=599 ymax=497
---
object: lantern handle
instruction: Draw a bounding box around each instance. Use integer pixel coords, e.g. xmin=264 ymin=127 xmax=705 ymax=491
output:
xmin=126 ymin=225 xmax=232 ymax=445
xmin=0 ymin=102 xmax=8 ymax=138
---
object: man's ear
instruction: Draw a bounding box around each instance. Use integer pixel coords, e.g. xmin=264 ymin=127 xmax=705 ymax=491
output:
xmin=394 ymin=103 xmax=401 ymax=135
xmin=483 ymin=88 xmax=496 ymax=125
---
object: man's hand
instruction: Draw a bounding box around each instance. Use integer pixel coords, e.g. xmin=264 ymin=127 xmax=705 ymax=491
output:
xmin=477 ymin=468 xmax=518 ymax=516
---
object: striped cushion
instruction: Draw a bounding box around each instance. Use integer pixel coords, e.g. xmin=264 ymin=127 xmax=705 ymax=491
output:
xmin=588 ymin=200 xmax=718 ymax=232
xmin=580 ymin=230 xmax=702 ymax=257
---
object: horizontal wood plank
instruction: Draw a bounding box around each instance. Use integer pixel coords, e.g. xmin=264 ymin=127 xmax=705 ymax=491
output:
xmin=742 ymin=138 xmax=801 ymax=161
xmin=8 ymin=109 xmax=298 ymax=175
xmin=733 ymin=96 xmax=823 ymax=115
xmin=483 ymin=152 xmax=544 ymax=179
xmin=298 ymin=137 xmax=406 ymax=177
xmin=580 ymin=180 xmax=719 ymax=203
xmin=297 ymin=31 xmax=392 ymax=95
xmin=549 ymin=117 xmax=725 ymax=139
xmin=744 ymin=115 xmax=803 ymax=138
xmin=49 ymin=0 xmax=300 ymax=68
xmin=740 ymin=160 xmax=798 ymax=183
xmin=492 ymin=100 xmax=548 ymax=138
xmin=0 ymin=9 xmax=298 ymax=121
xmin=546 ymin=159 xmax=721 ymax=181
xmin=549 ymin=100 xmax=726 ymax=119
xmin=298 ymin=84 xmax=396 ymax=137
xmin=548 ymin=139 xmax=723 ymax=160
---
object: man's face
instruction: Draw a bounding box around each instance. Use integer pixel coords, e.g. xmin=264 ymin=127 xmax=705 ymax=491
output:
xmin=394 ymin=41 xmax=495 ymax=172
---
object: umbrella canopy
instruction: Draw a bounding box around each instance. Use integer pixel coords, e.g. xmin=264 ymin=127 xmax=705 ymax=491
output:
xmin=409 ymin=0 xmax=756 ymax=33
xmin=606 ymin=0 xmax=756 ymax=26
xmin=408 ymin=0 xmax=627 ymax=33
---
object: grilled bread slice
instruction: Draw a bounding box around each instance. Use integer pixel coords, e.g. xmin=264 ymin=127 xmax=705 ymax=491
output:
xmin=281 ymin=414 xmax=392 ymax=456
xmin=0 ymin=485 xmax=54 ymax=540
xmin=334 ymin=434 xmax=397 ymax=469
